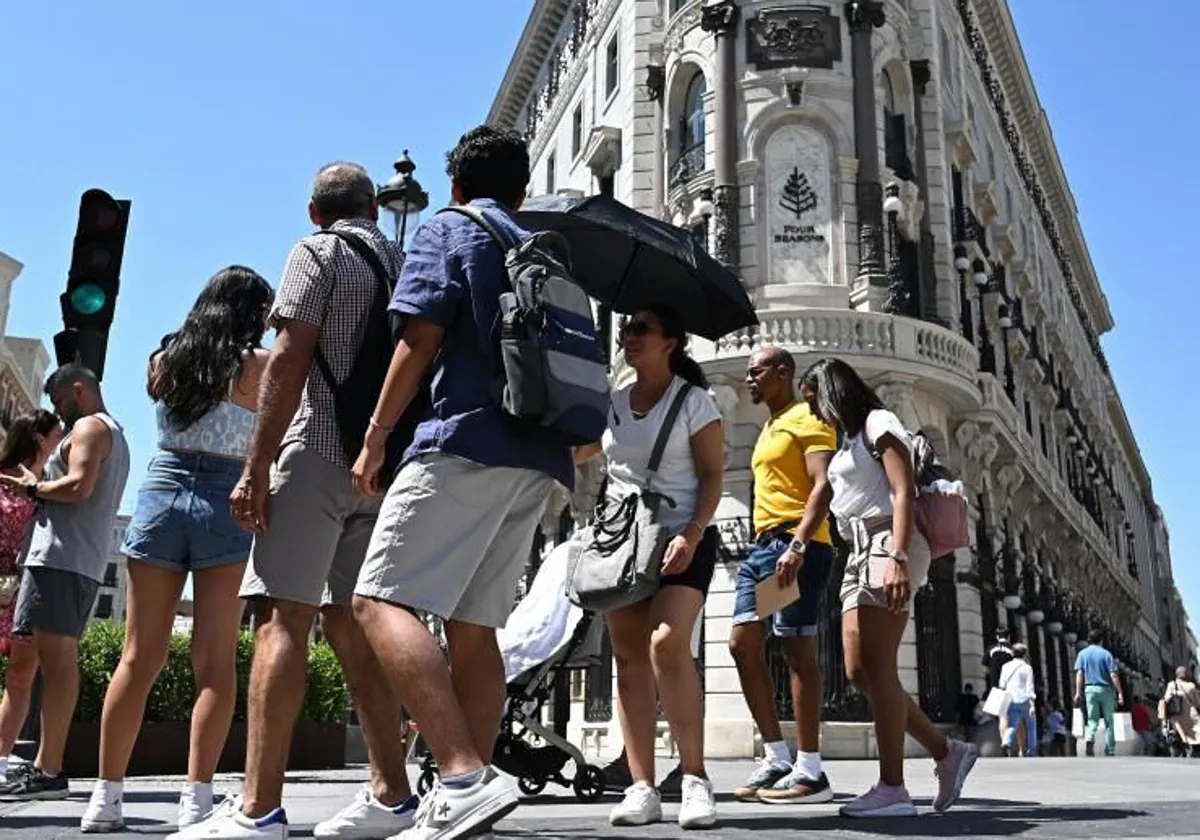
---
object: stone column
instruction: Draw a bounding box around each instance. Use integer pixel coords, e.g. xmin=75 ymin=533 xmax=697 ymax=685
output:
xmin=845 ymin=1 xmax=887 ymax=293
xmin=701 ymin=0 xmax=740 ymax=268
xmin=647 ymin=64 xmax=666 ymax=220
xmin=909 ymin=59 xmax=940 ymax=325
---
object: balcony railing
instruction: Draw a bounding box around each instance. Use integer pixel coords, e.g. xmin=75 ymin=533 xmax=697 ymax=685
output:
xmin=669 ymin=143 xmax=706 ymax=190
xmin=953 ymin=206 xmax=989 ymax=256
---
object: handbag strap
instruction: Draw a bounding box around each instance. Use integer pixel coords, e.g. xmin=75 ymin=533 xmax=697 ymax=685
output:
xmin=645 ymin=384 xmax=691 ymax=486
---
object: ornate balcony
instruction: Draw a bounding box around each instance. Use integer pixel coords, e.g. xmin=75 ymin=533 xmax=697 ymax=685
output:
xmin=669 ymin=142 xmax=706 ymax=190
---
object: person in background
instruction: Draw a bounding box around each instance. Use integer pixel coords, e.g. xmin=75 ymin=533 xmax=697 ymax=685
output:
xmin=0 ymin=365 xmax=130 ymax=801
xmin=730 ymin=347 xmax=837 ymax=806
xmin=999 ymin=643 xmax=1037 ymax=757
xmin=1074 ymin=628 xmax=1124 ymax=757
xmin=1160 ymin=666 xmax=1199 ymax=759
xmin=799 ymin=358 xmax=976 ymax=818
xmin=81 ymin=267 xmax=273 ymax=833
xmin=1131 ymin=696 xmax=1154 ymax=755
xmin=955 ymin=683 xmax=981 ymax=744
xmin=1046 ymin=701 xmax=1068 ymax=757
xmin=0 ymin=410 xmax=63 ymax=779
xmin=986 ymin=629 xmax=1016 ymax=747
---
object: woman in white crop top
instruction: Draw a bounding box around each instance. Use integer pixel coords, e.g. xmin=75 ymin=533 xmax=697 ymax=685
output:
xmin=83 ymin=267 xmax=272 ymax=832
xmin=800 ymin=358 xmax=976 ymax=818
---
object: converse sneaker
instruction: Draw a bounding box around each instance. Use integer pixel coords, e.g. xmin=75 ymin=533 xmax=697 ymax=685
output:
xmin=757 ymin=770 xmax=833 ymax=804
xmin=932 ymin=739 xmax=977 ymax=812
xmin=0 ymin=767 xmax=69 ymax=801
xmin=839 ymin=784 xmax=916 ymax=818
xmin=677 ymin=775 xmax=717 ymax=830
xmin=732 ymin=757 xmax=791 ymax=801
xmin=179 ymin=782 xmax=216 ymax=829
xmin=166 ymin=795 xmax=287 ymax=840
xmin=392 ymin=767 xmax=517 ymax=840
xmin=81 ymin=783 xmax=125 ymax=833
xmin=609 ymin=782 xmax=662 ymax=826
xmin=314 ymin=785 xmax=419 ymax=838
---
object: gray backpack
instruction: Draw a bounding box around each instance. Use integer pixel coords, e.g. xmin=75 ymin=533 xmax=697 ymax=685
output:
xmin=440 ymin=205 xmax=610 ymax=446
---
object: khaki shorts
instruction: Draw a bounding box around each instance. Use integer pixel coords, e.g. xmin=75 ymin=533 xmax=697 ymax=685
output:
xmin=839 ymin=516 xmax=931 ymax=613
xmin=240 ymin=442 xmax=381 ymax=608
xmin=356 ymin=453 xmax=555 ymax=629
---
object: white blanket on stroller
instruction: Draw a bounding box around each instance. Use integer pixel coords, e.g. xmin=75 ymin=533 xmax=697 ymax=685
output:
xmin=499 ymin=541 xmax=583 ymax=681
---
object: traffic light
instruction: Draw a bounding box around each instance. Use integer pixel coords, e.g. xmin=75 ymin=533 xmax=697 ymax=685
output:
xmin=53 ymin=189 xmax=131 ymax=380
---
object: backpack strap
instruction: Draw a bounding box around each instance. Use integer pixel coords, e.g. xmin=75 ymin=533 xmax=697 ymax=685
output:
xmin=438 ymin=204 xmax=519 ymax=252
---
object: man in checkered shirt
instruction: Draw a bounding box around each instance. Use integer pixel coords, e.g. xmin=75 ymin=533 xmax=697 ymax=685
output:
xmin=175 ymin=163 xmax=418 ymax=840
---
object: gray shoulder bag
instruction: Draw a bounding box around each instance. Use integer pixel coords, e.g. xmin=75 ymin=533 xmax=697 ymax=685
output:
xmin=566 ymin=384 xmax=692 ymax=612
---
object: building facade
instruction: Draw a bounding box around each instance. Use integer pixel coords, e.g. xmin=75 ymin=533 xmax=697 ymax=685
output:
xmin=0 ymin=250 xmax=51 ymax=441
xmin=92 ymin=514 xmax=130 ymax=623
xmin=492 ymin=0 xmax=1193 ymax=757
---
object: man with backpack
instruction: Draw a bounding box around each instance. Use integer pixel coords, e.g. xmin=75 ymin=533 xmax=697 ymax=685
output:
xmin=349 ymin=126 xmax=585 ymax=840
xmin=175 ymin=163 xmax=418 ymax=840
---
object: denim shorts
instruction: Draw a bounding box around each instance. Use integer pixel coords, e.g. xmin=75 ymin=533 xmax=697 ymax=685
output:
xmin=122 ymin=450 xmax=251 ymax=572
xmin=733 ymin=536 xmax=834 ymax=637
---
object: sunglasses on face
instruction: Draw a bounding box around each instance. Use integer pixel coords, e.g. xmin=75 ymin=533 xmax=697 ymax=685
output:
xmin=620 ymin=320 xmax=656 ymax=338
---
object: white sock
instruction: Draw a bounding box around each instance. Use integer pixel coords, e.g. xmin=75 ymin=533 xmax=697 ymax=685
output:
xmin=797 ymin=750 xmax=822 ymax=780
xmin=183 ymin=781 xmax=213 ymax=798
xmin=763 ymin=740 xmax=792 ymax=767
xmin=96 ymin=779 xmax=124 ymax=802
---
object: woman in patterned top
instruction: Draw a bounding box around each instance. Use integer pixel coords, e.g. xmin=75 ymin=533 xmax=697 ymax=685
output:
xmin=81 ymin=266 xmax=272 ymax=833
xmin=0 ymin=409 xmax=63 ymax=775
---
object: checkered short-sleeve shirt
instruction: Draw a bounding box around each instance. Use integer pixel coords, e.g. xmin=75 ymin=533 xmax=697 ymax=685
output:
xmin=271 ymin=218 xmax=405 ymax=468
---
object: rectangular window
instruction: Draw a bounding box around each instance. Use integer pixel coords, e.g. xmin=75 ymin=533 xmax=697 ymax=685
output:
xmin=547 ymin=152 xmax=556 ymax=195
xmin=103 ymin=562 xmax=118 ymax=588
xmin=95 ymin=594 xmax=114 ymax=620
xmin=605 ymin=33 xmax=619 ymax=100
xmin=572 ymin=104 xmax=583 ymax=158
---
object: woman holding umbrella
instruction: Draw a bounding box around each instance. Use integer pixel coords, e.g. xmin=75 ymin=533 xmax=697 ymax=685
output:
xmin=576 ymin=304 xmax=724 ymax=830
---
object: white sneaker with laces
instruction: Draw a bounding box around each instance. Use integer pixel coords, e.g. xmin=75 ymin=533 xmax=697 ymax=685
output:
xmin=179 ymin=782 xmax=215 ymax=828
xmin=81 ymin=783 xmax=124 ymax=833
xmin=166 ymin=795 xmax=288 ymax=840
xmin=677 ymin=775 xmax=717 ymax=830
xmin=314 ymin=785 xmax=419 ymax=839
xmin=392 ymin=768 xmax=517 ymax=840
xmin=609 ymin=782 xmax=662 ymax=826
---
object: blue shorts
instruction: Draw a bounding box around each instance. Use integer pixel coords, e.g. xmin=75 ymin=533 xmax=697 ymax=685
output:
xmin=733 ymin=537 xmax=834 ymax=637
xmin=122 ymin=451 xmax=251 ymax=572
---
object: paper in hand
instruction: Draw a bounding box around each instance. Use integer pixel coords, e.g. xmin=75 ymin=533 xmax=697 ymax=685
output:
xmin=755 ymin=573 xmax=801 ymax=617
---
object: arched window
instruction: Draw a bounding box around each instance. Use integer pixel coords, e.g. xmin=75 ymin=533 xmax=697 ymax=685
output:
xmin=882 ymin=68 xmax=912 ymax=180
xmin=681 ymin=73 xmax=707 ymax=154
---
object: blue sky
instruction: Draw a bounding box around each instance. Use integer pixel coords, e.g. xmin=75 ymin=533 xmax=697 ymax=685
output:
xmin=1 ymin=1 xmax=1195 ymax=635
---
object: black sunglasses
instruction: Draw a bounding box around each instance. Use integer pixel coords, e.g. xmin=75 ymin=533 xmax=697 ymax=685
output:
xmin=620 ymin=320 xmax=655 ymax=338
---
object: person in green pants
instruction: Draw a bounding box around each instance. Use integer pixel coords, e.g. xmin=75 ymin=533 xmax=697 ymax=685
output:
xmin=1073 ymin=628 xmax=1124 ymax=756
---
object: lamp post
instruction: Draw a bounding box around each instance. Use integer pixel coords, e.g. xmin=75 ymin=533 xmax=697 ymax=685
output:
xmin=883 ymin=183 xmax=908 ymax=315
xmin=974 ymin=259 xmax=996 ymax=374
xmin=954 ymin=244 xmax=973 ymax=343
xmin=999 ymin=301 xmax=1018 ymax=402
xmin=377 ymin=150 xmax=430 ymax=246
xmin=691 ymin=188 xmax=715 ymax=253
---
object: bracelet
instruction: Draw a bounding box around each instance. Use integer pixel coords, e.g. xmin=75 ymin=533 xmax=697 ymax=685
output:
xmin=367 ymin=417 xmax=394 ymax=433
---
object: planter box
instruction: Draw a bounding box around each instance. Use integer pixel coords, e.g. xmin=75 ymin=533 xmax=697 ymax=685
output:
xmin=63 ymin=720 xmax=346 ymax=778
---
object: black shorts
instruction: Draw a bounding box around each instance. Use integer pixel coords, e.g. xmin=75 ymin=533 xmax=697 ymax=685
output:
xmin=12 ymin=567 xmax=100 ymax=640
xmin=659 ymin=525 xmax=718 ymax=596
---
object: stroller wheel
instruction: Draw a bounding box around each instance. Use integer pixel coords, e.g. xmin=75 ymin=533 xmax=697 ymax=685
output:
xmin=518 ymin=777 xmax=547 ymax=797
xmin=573 ymin=764 xmax=605 ymax=803
xmin=417 ymin=768 xmax=436 ymax=796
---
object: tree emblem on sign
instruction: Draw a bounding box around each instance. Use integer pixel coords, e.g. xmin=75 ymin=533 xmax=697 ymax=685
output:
xmin=780 ymin=167 xmax=817 ymax=218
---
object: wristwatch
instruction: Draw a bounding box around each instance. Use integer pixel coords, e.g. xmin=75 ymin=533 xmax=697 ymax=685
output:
xmin=788 ymin=538 xmax=807 ymax=556
xmin=887 ymin=547 xmax=909 ymax=563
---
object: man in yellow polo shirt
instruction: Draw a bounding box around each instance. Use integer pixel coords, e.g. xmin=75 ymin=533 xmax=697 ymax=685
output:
xmin=730 ymin=347 xmax=837 ymax=804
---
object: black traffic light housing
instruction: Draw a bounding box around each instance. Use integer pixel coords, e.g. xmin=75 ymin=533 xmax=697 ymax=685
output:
xmin=54 ymin=189 xmax=131 ymax=380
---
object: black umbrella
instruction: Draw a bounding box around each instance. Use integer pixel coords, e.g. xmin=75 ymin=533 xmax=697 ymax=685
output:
xmin=516 ymin=194 xmax=757 ymax=341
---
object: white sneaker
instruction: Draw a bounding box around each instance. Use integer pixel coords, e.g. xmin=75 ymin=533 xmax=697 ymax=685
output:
xmin=314 ymin=785 xmax=419 ymax=839
xmin=677 ymin=775 xmax=717 ymax=830
xmin=81 ymin=783 xmax=124 ymax=833
xmin=392 ymin=768 xmax=517 ymax=840
xmin=609 ymin=782 xmax=662 ymax=826
xmin=166 ymin=795 xmax=287 ymax=840
xmin=179 ymin=782 xmax=215 ymax=828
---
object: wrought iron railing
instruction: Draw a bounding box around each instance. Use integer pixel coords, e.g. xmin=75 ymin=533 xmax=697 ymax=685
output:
xmin=952 ymin=205 xmax=989 ymax=256
xmin=915 ymin=561 xmax=962 ymax=723
xmin=669 ymin=142 xmax=706 ymax=190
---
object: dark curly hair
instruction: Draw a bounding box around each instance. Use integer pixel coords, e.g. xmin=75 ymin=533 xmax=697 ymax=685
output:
xmin=0 ymin=409 xmax=60 ymax=470
xmin=149 ymin=266 xmax=273 ymax=428
xmin=445 ymin=125 xmax=530 ymax=208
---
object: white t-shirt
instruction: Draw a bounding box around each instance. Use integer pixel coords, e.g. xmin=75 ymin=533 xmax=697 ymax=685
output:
xmin=602 ymin=376 xmax=722 ymax=533
xmin=999 ymin=658 xmax=1037 ymax=704
xmin=828 ymin=409 xmax=911 ymax=521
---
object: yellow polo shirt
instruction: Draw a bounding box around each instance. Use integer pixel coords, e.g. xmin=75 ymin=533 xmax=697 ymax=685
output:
xmin=751 ymin=401 xmax=837 ymax=544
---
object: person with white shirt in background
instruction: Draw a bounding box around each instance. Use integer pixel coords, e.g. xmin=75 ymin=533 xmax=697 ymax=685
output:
xmin=999 ymin=643 xmax=1038 ymax=757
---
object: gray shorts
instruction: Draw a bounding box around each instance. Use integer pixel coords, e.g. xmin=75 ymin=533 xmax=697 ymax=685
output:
xmin=240 ymin=442 xmax=381 ymax=609
xmin=12 ymin=566 xmax=100 ymax=639
xmin=839 ymin=516 xmax=931 ymax=613
xmin=356 ymin=453 xmax=555 ymax=629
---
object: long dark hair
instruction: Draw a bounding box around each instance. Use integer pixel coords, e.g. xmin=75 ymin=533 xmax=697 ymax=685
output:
xmin=150 ymin=266 xmax=273 ymax=428
xmin=800 ymin=357 xmax=883 ymax=436
xmin=0 ymin=409 xmax=59 ymax=470
xmin=645 ymin=303 xmax=708 ymax=389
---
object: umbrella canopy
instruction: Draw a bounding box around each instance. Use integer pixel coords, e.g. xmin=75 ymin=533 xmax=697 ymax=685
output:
xmin=516 ymin=194 xmax=757 ymax=341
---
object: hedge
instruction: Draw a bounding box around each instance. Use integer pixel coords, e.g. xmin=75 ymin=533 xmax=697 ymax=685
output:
xmin=0 ymin=620 xmax=348 ymax=724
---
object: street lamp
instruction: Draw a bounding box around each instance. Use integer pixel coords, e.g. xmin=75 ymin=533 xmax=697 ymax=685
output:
xmin=691 ymin=188 xmax=715 ymax=253
xmin=973 ymin=259 xmax=996 ymax=374
xmin=377 ymin=150 xmax=430 ymax=246
xmin=954 ymin=244 xmax=973 ymax=342
xmin=883 ymin=183 xmax=908 ymax=315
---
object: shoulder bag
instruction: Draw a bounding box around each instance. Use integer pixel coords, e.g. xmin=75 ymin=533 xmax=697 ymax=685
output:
xmin=566 ymin=384 xmax=691 ymax=612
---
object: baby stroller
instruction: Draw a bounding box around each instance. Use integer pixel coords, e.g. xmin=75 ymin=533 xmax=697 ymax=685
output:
xmin=415 ymin=542 xmax=607 ymax=803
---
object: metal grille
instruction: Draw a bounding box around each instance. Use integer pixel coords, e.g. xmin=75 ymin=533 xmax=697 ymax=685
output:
xmin=584 ymin=627 xmax=613 ymax=722
xmin=915 ymin=560 xmax=962 ymax=723
xmin=1044 ymin=628 xmax=1060 ymax=703
xmin=1028 ymin=622 xmax=1045 ymax=698
xmin=669 ymin=143 xmax=706 ymax=189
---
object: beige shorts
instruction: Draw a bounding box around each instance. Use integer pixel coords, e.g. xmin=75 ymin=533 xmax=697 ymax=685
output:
xmin=839 ymin=516 xmax=931 ymax=613
xmin=240 ymin=442 xmax=381 ymax=609
xmin=355 ymin=453 xmax=555 ymax=629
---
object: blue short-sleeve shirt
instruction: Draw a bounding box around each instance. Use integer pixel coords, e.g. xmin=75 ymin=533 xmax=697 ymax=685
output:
xmin=390 ymin=198 xmax=574 ymax=490
xmin=1074 ymin=644 xmax=1117 ymax=687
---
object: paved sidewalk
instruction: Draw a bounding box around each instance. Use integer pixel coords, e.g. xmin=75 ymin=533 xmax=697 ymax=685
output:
xmin=3 ymin=757 xmax=1200 ymax=838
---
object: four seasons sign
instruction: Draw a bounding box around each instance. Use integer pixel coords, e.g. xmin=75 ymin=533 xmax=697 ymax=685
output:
xmin=766 ymin=124 xmax=832 ymax=285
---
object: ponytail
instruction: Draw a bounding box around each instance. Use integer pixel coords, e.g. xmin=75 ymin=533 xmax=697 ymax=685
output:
xmin=670 ymin=345 xmax=709 ymax=389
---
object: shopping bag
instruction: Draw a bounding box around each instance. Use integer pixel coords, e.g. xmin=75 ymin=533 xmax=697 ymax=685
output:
xmin=1072 ymin=708 xmax=1085 ymax=739
xmin=1113 ymin=712 xmax=1132 ymax=742
xmin=983 ymin=687 xmax=1011 ymax=719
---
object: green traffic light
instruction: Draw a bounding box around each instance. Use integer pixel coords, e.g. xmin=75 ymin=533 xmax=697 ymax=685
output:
xmin=69 ymin=283 xmax=108 ymax=316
